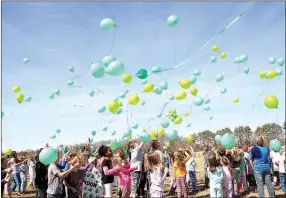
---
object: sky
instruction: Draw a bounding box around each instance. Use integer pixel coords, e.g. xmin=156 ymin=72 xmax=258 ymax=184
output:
xmin=1 ymin=2 xmax=285 ymax=151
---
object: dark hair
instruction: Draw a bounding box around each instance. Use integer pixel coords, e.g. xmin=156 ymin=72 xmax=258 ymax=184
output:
xmin=217 ymin=148 xmax=226 ymax=157
xmin=208 ymin=152 xmax=218 ymax=172
xmin=98 ymin=145 xmax=111 ymax=157
xmin=151 ymin=140 xmax=160 ymax=150
xmin=256 ymin=136 xmax=264 ymax=146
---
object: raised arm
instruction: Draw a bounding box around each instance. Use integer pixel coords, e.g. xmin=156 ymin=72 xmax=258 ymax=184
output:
xmin=161 ymin=167 xmax=169 ymax=183
xmin=137 ymin=142 xmax=144 ymax=150
xmin=190 ymin=146 xmax=194 ymax=155
xmin=183 ymin=151 xmax=190 ymax=163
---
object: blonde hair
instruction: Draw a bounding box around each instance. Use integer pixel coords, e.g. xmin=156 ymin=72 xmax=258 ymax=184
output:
xmin=173 ymin=151 xmax=184 ymax=162
xmin=146 ymin=152 xmax=160 ymax=172
xmin=112 ymin=156 xmax=122 ymax=167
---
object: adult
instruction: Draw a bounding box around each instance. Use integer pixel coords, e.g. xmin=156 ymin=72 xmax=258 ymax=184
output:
xmin=249 ymin=136 xmax=274 ymax=197
xmin=35 ymin=149 xmax=48 ymax=198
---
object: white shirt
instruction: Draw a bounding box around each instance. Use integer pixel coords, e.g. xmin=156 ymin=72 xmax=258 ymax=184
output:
xmin=278 ymin=152 xmax=285 ymax=173
xmin=270 ymin=151 xmax=281 ymax=172
xmin=9 ymin=158 xmax=20 ymax=174
xmin=130 ymin=148 xmax=143 ymax=172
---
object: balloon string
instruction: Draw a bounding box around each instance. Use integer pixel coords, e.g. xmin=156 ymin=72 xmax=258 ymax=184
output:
xmin=108 ymin=30 xmax=116 ymax=55
xmin=71 ymin=73 xmax=84 ymax=80
xmin=172 ymin=29 xmax=176 ymax=67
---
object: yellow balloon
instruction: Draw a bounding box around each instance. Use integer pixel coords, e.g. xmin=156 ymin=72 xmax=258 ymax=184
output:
xmin=179 ymin=80 xmax=191 ymax=89
xmin=212 ymin=45 xmax=220 ymax=52
xmin=117 ymin=101 xmax=123 ymax=107
xmin=190 ymin=87 xmax=198 ymax=96
xmin=16 ymin=94 xmax=25 ymax=104
xmin=122 ymin=74 xmax=132 ymax=84
xmin=128 ymin=94 xmax=140 ymax=105
xmin=143 ymin=82 xmax=155 ymax=93
xmin=187 ymin=135 xmax=194 ymax=143
xmin=127 ymin=135 xmax=132 ymax=140
xmin=174 ymin=117 xmax=183 ymax=124
xmin=157 ymin=128 xmax=165 ymax=137
xmin=233 ymin=97 xmax=239 ymax=103
xmin=259 ymin=71 xmax=266 ymax=79
xmin=12 ymin=86 xmax=21 ymax=93
xmin=149 ymin=130 xmax=157 ymax=140
xmin=221 ymin=52 xmax=227 ymax=59
xmin=175 ymin=91 xmax=187 ymax=100
xmin=184 ymin=112 xmax=189 ymax=117
xmin=108 ymin=100 xmax=119 ymax=114
xmin=265 ymin=69 xmax=277 ymax=79
xmin=165 ymin=141 xmax=170 ymax=147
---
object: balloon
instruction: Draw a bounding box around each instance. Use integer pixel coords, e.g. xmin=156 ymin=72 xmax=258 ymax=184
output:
xmin=169 ymin=96 xmax=175 ymax=101
xmin=68 ymin=66 xmax=74 ymax=73
xmin=179 ymin=80 xmax=191 ymax=89
xmin=103 ymin=127 xmax=108 ymax=131
xmin=186 ymin=123 xmax=191 ymax=127
xmin=105 ymin=60 xmax=125 ymax=76
xmin=189 ymin=76 xmax=197 ymax=84
xmin=244 ymin=67 xmax=250 ymax=75
xmin=209 ymin=116 xmax=213 ymax=120
xmin=205 ymin=98 xmax=210 ymax=104
xmin=89 ymin=90 xmax=95 ymax=97
xmin=90 ymin=62 xmax=105 ymax=78
xmin=3 ymin=149 xmax=12 ymax=156
xmin=240 ymin=54 xmax=248 ymax=63
xmin=187 ymin=135 xmax=194 ymax=143
xmin=136 ymin=69 xmax=148 ymax=79
xmin=128 ymin=94 xmax=140 ymax=105
xmin=141 ymin=100 xmax=146 ymax=106
xmin=149 ymin=130 xmax=157 ymax=140
xmin=259 ymin=71 xmax=266 ymax=79
xmin=184 ymin=112 xmax=189 ymax=117
xmin=66 ymin=80 xmax=74 ymax=86
xmin=49 ymin=94 xmax=55 ymax=100
xmin=1 ymin=111 xmax=4 ymax=118
xmin=100 ymin=18 xmax=116 ymax=32
xmin=210 ymin=56 xmax=217 ymax=63
xmin=264 ymin=95 xmax=278 ymax=109
xmin=220 ymin=88 xmax=227 ymax=94
xmin=119 ymin=92 xmax=126 ymax=99
xmin=193 ymin=97 xmax=204 ymax=106
xmin=39 ymin=147 xmax=58 ymax=165
xmin=270 ymin=139 xmax=281 ymax=152
xmin=132 ymin=124 xmax=139 ymax=129
xmin=123 ymin=128 xmax=132 ymax=138
xmin=265 ymin=69 xmax=277 ymax=79
xmin=167 ymin=15 xmax=179 ymax=27
xmin=233 ymin=97 xmax=239 ymax=103
xmin=276 ymin=69 xmax=283 ymax=76
xmin=159 ymin=81 xmax=168 ymax=90
xmin=220 ymin=53 xmax=227 ymax=59
xmin=102 ymin=56 xmax=116 ymax=67
xmin=23 ymin=58 xmax=30 ymax=64
xmin=204 ymin=106 xmax=210 ymax=111
xmin=215 ymin=135 xmax=222 ymax=143
xmin=277 ymin=58 xmax=285 ymax=66
xmin=98 ymin=105 xmax=106 ymax=113
xmin=91 ymin=131 xmax=96 ymax=136
xmin=112 ymin=131 xmax=116 ymax=136
xmin=141 ymin=79 xmax=148 ymax=85
xmin=108 ymin=100 xmax=119 ymax=114
xmin=152 ymin=66 xmax=162 ymax=74
xmin=143 ymin=83 xmax=155 ymax=93
xmin=16 ymin=94 xmax=25 ymax=104
xmin=190 ymin=87 xmax=198 ymax=96
xmin=161 ymin=120 xmax=170 ymax=128
xmin=220 ymin=133 xmax=235 ymax=149
xmin=212 ymin=45 xmax=219 ymax=52
xmin=25 ymin=96 xmax=32 ymax=103
xmin=122 ymin=74 xmax=132 ymax=84
xmin=216 ymin=74 xmax=224 ymax=83
xmin=176 ymin=91 xmax=187 ymax=100
xmin=89 ymin=138 xmax=94 ymax=143
xmin=269 ymin=57 xmax=276 ymax=64
xmin=157 ymin=112 xmax=162 ymax=118
xmin=153 ymin=88 xmax=162 ymax=95
xmin=234 ymin=57 xmax=241 ymax=64
xmin=174 ymin=117 xmax=182 ymax=124
xmin=56 ymin=129 xmax=61 ymax=133
xmin=55 ymin=90 xmax=61 ymax=96
xmin=116 ymin=108 xmax=123 ymax=114
xmin=117 ymin=101 xmax=123 ymax=107
xmin=157 ymin=128 xmax=165 ymax=137
xmin=193 ymin=70 xmax=201 ymax=76
xmin=165 ymin=129 xmax=178 ymax=140
xmin=165 ymin=141 xmax=170 ymax=147
xmin=12 ymin=86 xmax=21 ymax=93
xmin=139 ymin=132 xmax=151 ymax=143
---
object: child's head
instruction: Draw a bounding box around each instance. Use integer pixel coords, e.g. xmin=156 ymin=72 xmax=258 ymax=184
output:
xmin=217 ymin=148 xmax=226 ymax=157
xmin=112 ymin=156 xmax=122 ymax=167
xmin=146 ymin=152 xmax=160 ymax=171
xmin=173 ymin=151 xmax=184 ymax=162
xmin=151 ymin=140 xmax=161 ymax=150
xmin=208 ymin=152 xmax=218 ymax=172
xmin=128 ymin=140 xmax=139 ymax=150
xmin=238 ymin=150 xmax=244 ymax=158
xmin=98 ymin=145 xmax=113 ymax=158
xmin=204 ymin=145 xmax=210 ymax=152
xmin=242 ymin=145 xmax=248 ymax=152
xmin=221 ymin=156 xmax=230 ymax=166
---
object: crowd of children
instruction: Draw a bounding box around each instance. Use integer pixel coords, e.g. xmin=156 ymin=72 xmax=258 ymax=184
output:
xmin=1 ymin=136 xmax=286 ymax=198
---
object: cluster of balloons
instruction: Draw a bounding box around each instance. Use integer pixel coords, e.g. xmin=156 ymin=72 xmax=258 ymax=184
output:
xmin=107 ymin=99 xmax=123 ymax=114
xmin=90 ymin=59 xmax=125 ymax=79
xmin=234 ymin=54 xmax=248 ymax=64
xmin=268 ymin=57 xmax=285 ymax=66
xmin=166 ymin=109 xmax=183 ymax=124
xmin=12 ymin=86 xmax=32 ymax=104
xmin=210 ymin=45 xmax=227 ymax=64
xmin=49 ymin=89 xmax=61 ymax=100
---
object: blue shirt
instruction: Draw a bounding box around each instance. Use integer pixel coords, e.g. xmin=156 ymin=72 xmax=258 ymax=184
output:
xmin=250 ymin=146 xmax=270 ymax=171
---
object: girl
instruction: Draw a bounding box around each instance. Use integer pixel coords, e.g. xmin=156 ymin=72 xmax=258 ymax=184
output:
xmin=221 ymin=156 xmax=233 ymax=198
xmin=20 ymin=158 xmax=29 ymax=194
xmin=207 ymin=152 xmax=223 ymax=198
xmin=28 ymin=157 xmax=36 ymax=186
xmin=128 ymin=139 xmax=144 ymax=197
xmin=239 ymin=150 xmax=248 ymax=192
xmin=151 ymin=139 xmax=163 ymax=161
xmin=173 ymin=150 xmax=190 ymax=198
xmin=4 ymin=172 xmax=12 ymax=198
xmin=186 ymin=148 xmax=199 ymax=193
xmin=232 ymin=149 xmax=241 ymax=195
xmin=146 ymin=152 xmax=168 ymax=198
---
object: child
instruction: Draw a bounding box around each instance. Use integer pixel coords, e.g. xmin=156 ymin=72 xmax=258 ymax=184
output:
xmin=186 ymin=148 xmax=199 ymax=193
xmin=244 ymin=152 xmax=257 ymax=192
xmin=232 ymin=149 xmax=241 ymax=195
xmin=128 ymin=139 xmax=144 ymax=197
xmin=221 ymin=156 xmax=233 ymax=198
xmin=146 ymin=151 xmax=168 ymax=198
xmin=279 ymin=146 xmax=285 ymax=193
xmin=203 ymin=146 xmax=210 ymax=188
xmin=19 ymin=158 xmax=29 ymax=194
xmin=207 ymin=152 xmax=223 ymax=198
xmin=270 ymin=149 xmax=281 ymax=188
xmin=173 ymin=150 xmax=190 ymax=198
xmin=4 ymin=173 xmax=13 ymax=198
xmin=239 ymin=150 xmax=248 ymax=191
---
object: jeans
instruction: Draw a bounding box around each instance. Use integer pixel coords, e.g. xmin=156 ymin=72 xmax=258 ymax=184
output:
xmin=188 ymin=170 xmax=198 ymax=191
xmin=20 ymin=175 xmax=27 ymax=193
xmin=254 ymin=170 xmax=275 ymax=197
xmin=279 ymin=172 xmax=286 ymax=192
xmin=12 ymin=173 xmax=21 ymax=192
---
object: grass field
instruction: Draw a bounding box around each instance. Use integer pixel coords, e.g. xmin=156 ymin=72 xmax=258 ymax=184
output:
xmin=4 ymin=152 xmax=285 ymax=197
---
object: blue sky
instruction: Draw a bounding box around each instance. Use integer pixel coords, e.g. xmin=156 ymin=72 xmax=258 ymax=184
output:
xmin=2 ymin=2 xmax=285 ymax=151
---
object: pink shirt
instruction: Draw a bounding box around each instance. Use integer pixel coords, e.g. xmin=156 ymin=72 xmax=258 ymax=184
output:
xmin=222 ymin=166 xmax=232 ymax=188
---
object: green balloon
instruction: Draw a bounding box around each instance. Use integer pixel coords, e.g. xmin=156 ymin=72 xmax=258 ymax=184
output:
xmin=221 ymin=134 xmax=235 ymax=149
xmin=90 ymin=62 xmax=105 ymax=78
xmin=167 ymin=15 xmax=179 ymax=27
xmin=100 ymin=18 xmax=116 ymax=32
xmin=91 ymin=131 xmax=96 ymax=136
xmin=102 ymin=56 xmax=116 ymax=67
xmin=116 ymin=108 xmax=123 ymax=114
xmin=270 ymin=139 xmax=281 ymax=152
xmin=136 ymin=69 xmax=148 ymax=79
xmin=1 ymin=111 xmax=4 ymax=118
xmin=39 ymin=147 xmax=58 ymax=165
xmin=105 ymin=60 xmax=125 ymax=76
